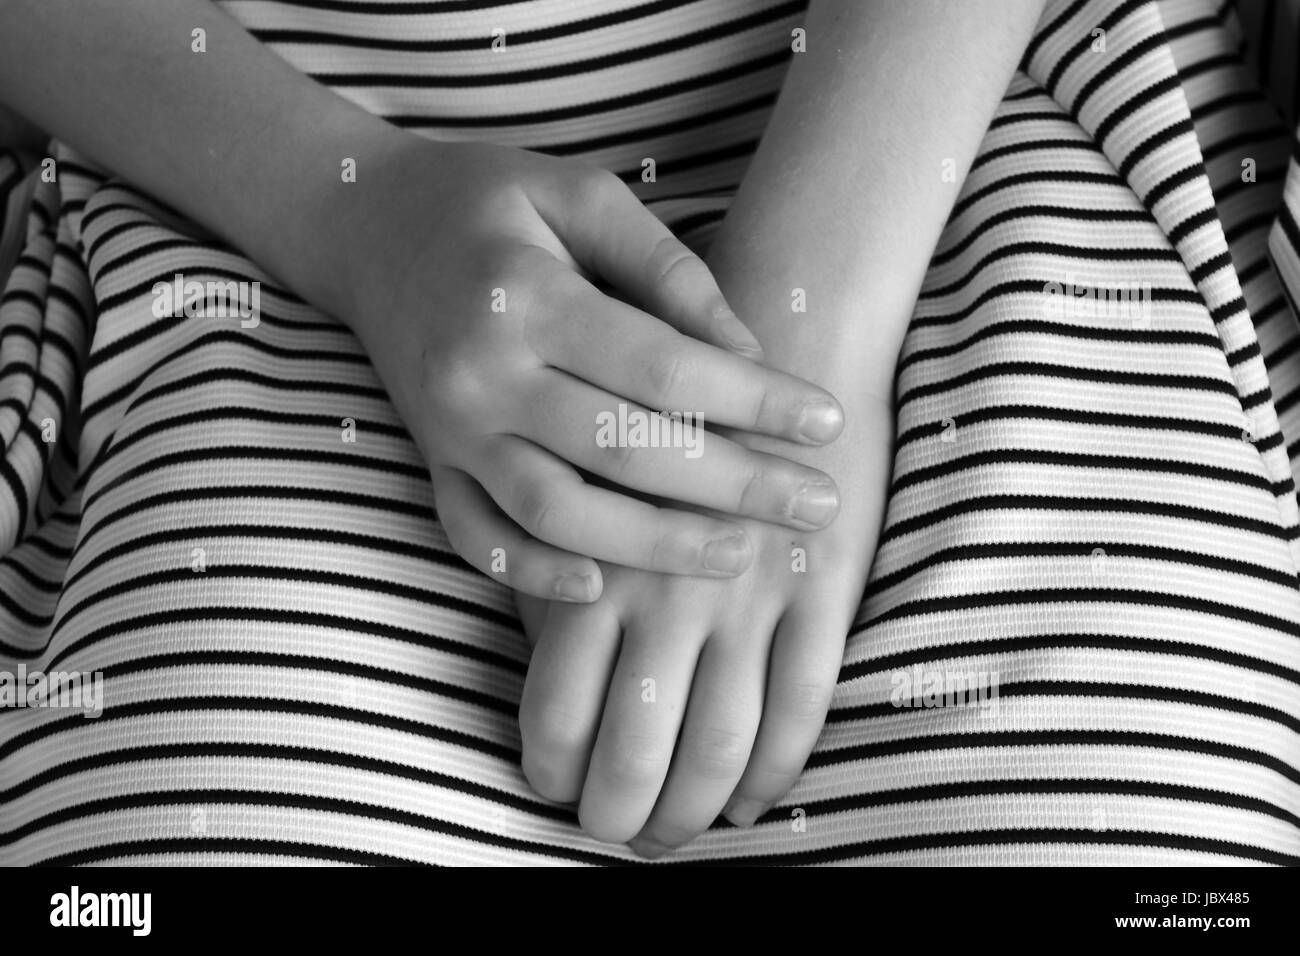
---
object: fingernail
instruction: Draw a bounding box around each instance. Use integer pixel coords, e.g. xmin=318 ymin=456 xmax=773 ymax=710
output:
xmin=788 ymin=481 xmax=840 ymax=529
xmin=553 ymin=573 xmax=598 ymax=602
xmin=725 ymin=799 xmax=766 ymax=828
xmin=702 ymin=533 xmax=750 ymax=573
xmin=797 ymin=399 xmax=844 ymax=443
xmin=630 ymin=838 xmax=672 ymax=860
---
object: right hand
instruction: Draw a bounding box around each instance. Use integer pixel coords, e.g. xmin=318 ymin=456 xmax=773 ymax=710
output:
xmin=331 ymin=137 xmax=846 ymax=602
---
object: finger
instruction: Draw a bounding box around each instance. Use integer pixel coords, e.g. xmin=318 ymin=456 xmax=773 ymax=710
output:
xmin=513 ymin=592 xmax=550 ymax=649
xmin=433 ymin=466 xmax=603 ymax=602
xmin=722 ymin=604 xmax=848 ymax=828
xmin=521 ymin=261 xmax=844 ymax=446
xmin=535 ymin=170 xmax=764 ymax=360
xmin=475 ymin=435 xmax=756 ymax=576
xmin=628 ymin=628 xmax=767 ymax=859
xmin=578 ymin=625 xmax=700 ymax=844
xmin=519 ymin=369 xmax=840 ymax=531
xmin=519 ymin=601 xmax=622 ymax=804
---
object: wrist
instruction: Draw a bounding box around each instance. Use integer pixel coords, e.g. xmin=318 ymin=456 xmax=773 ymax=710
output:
xmin=704 ymin=231 xmax=903 ymax=410
xmin=278 ymin=118 xmax=421 ymax=328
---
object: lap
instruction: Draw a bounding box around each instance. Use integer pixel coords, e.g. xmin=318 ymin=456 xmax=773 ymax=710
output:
xmin=3 ymin=6 xmax=1299 ymax=863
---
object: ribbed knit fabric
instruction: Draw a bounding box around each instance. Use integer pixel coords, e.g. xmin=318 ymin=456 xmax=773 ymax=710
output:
xmin=2 ymin=0 xmax=1299 ymax=865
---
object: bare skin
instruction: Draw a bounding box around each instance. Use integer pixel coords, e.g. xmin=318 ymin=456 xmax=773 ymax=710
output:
xmin=518 ymin=0 xmax=1046 ymax=856
xmin=0 ymin=0 xmax=847 ymax=604
xmin=0 ymin=0 xmax=1044 ymax=856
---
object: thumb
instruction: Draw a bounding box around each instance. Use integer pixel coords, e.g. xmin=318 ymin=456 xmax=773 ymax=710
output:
xmin=538 ymin=169 xmax=764 ymax=360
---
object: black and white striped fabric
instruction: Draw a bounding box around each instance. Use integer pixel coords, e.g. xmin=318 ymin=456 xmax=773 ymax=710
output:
xmin=2 ymin=0 xmax=1299 ymax=865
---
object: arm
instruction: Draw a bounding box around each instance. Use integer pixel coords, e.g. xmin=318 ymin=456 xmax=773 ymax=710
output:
xmin=517 ymin=0 xmax=1052 ymax=856
xmin=0 ymin=1 xmax=856 ymax=599
xmin=702 ymin=0 xmax=1048 ymax=829
xmin=0 ymin=0 xmax=398 ymax=314
xmin=708 ymin=0 xmax=1047 ymax=407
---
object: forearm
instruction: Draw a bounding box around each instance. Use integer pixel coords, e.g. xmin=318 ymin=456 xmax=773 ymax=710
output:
xmin=0 ymin=0 xmax=404 ymax=316
xmin=707 ymin=0 xmax=1046 ymax=405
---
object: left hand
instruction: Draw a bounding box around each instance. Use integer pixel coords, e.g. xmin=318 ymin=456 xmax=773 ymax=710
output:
xmin=513 ymin=394 xmax=893 ymax=856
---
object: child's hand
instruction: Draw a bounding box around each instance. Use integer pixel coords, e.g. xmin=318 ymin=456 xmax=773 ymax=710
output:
xmin=510 ymin=0 xmax=1044 ymax=857
xmin=335 ymin=138 xmax=847 ymax=602
xmin=517 ymin=394 xmax=892 ymax=855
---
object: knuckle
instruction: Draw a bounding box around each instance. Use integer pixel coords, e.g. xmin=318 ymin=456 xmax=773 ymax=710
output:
xmin=471 ymin=237 xmax=531 ymax=306
xmin=483 ymin=243 xmax=569 ymax=332
xmin=603 ymin=732 xmax=669 ymax=787
xmin=521 ymin=747 xmax=583 ymax=804
xmin=641 ymin=821 xmax=700 ymax=852
xmin=751 ymin=379 xmax=781 ymax=432
xmin=512 ymin=261 xmax=566 ymax=330
xmin=530 ymin=266 xmax=593 ymax=344
xmin=744 ymin=762 xmax=802 ymax=796
xmin=419 ymin=344 xmax=485 ymax=416
xmin=515 ymin=480 xmax=566 ymax=541
xmin=649 ymin=235 xmax=697 ymax=288
xmin=645 ymin=347 xmax=693 ymax=407
xmin=529 ymin=258 xmax=582 ymax=305
xmin=599 ymin=434 xmax=637 ymax=481
xmin=522 ymin=699 xmax=592 ymax=757
xmin=581 ymin=166 xmax=627 ymax=203
xmin=679 ymin=724 xmax=751 ymax=779
xmin=647 ymin=524 xmax=686 ymax=572
xmin=774 ymin=676 xmax=835 ymax=722
xmin=736 ymin=462 xmax=767 ymax=513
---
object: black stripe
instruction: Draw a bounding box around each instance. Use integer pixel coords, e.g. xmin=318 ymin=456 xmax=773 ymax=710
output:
xmin=877 ymin=494 xmax=1292 ymax=544
xmin=864 ymin=587 xmax=1300 ymax=641
xmin=91 ymin=403 xmax=406 ymax=476
xmin=0 ymin=743 xmax=553 ymax=819
xmin=385 ymin=49 xmax=791 ymax=128
xmin=1093 ymin=73 xmax=1183 ymax=147
xmin=0 ymin=694 xmax=526 ymax=765
xmin=1043 ymin=0 xmax=1145 ymax=96
xmin=921 ymin=241 xmax=1181 ymax=300
xmin=73 ymin=484 xmax=436 ymax=558
xmin=894 ymin=403 xmax=1265 ymax=449
xmin=969 ymin=137 xmax=1104 ymax=174
xmin=1021 ymin=0 xmax=1090 ymax=69
xmin=828 ymin=679 xmax=1300 ymax=734
xmin=759 ymin=778 xmax=1300 ymax=832
xmin=83 ymin=446 xmax=429 ymax=521
xmin=31 ymin=838 xmax=434 ymax=867
xmin=310 ymin=1 xmax=803 ymax=88
xmin=1071 ymin=31 xmax=1171 ymax=121
xmin=95 ymin=649 xmax=516 ymax=715
xmin=37 ymin=601 xmax=523 ymax=673
xmin=534 ymin=93 xmax=775 ymax=155
xmin=1119 ymin=118 xmax=1197 ymax=181
xmin=50 ymin=565 xmax=509 ymax=649
xmin=841 ymin=631 xmax=1300 ymax=686
xmin=933 ymin=205 xmax=1154 ymax=267
xmin=909 ymin=280 xmax=1202 ymax=329
xmin=57 ymin=522 xmax=465 ymax=595
xmin=897 ymin=361 xmax=1238 ymax=407
xmin=685 ymin=829 xmax=1299 ymax=867
xmin=803 ymin=729 xmax=1300 ymax=786
xmin=951 ymin=170 xmax=1124 ymax=221
xmin=250 ymin=0 xmax=720 ymax=51
xmin=899 ymin=319 xmax=1219 ymax=372
xmin=890 ymin=448 xmax=1278 ymax=497
xmin=865 ymin=540 xmax=1296 ymax=598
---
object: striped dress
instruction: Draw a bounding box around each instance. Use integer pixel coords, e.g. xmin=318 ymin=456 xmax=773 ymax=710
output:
xmin=2 ymin=0 xmax=1300 ymax=865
